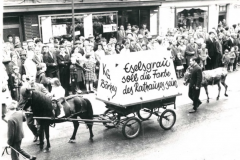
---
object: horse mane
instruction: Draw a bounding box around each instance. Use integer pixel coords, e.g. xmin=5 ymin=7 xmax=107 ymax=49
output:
xmin=31 ymin=91 xmax=53 ymax=118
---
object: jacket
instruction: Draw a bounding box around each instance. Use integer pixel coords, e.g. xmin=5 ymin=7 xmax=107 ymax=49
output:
xmin=7 ymin=111 xmax=25 ymax=145
xmin=189 ymin=64 xmax=202 ymax=88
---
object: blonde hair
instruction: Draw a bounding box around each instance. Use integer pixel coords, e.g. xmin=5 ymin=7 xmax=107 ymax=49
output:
xmin=50 ymin=78 xmax=61 ymax=87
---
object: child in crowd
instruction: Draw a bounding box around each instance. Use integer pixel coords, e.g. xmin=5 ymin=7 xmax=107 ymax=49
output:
xmin=229 ymin=47 xmax=236 ymax=72
xmin=83 ymin=55 xmax=96 ymax=94
xmin=198 ymin=43 xmax=209 ymax=70
xmin=175 ymin=52 xmax=184 ymax=78
xmin=9 ymin=66 xmax=22 ymax=101
xmin=222 ymin=49 xmax=230 ymax=70
xmin=233 ymin=45 xmax=239 ymax=71
xmin=105 ymin=43 xmax=116 ymax=55
xmin=141 ymin=44 xmax=147 ymax=51
xmin=50 ymin=78 xmax=65 ymax=117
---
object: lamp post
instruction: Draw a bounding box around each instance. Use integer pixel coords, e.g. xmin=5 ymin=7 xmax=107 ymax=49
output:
xmin=72 ymin=0 xmax=75 ymax=44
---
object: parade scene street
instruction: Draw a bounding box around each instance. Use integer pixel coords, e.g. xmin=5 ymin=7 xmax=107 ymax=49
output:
xmin=1 ymin=0 xmax=240 ymax=160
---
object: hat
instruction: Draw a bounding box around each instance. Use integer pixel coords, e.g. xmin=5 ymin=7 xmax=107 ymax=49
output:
xmin=13 ymin=66 xmax=19 ymax=70
xmin=138 ymin=34 xmax=144 ymax=39
xmin=7 ymin=100 xmax=18 ymax=110
xmin=74 ymin=40 xmax=82 ymax=45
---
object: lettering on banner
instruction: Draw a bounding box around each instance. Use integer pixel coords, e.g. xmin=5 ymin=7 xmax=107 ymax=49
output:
xmin=100 ymin=64 xmax=117 ymax=99
xmin=122 ymin=59 xmax=178 ymax=95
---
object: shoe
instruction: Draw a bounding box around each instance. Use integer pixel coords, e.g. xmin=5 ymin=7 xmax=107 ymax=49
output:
xmin=189 ymin=109 xmax=197 ymax=113
xmin=197 ymin=101 xmax=202 ymax=109
xmin=86 ymin=91 xmax=89 ymax=94
xmin=77 ymin=90 xmax=82 ymax=94
xmin=30 ymin=156 xmax=37 ymax=160
xmin=89 ymin=91 xmax=94 ymax=93
xmin=33 ymin=136 xmax=38 ymax=142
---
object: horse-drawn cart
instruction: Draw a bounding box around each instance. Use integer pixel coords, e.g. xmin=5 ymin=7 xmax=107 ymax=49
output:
xmin=95 ymin=50 xmax=182 ymax=139
xmin=98 ymin=94 xmax=180 ymax=139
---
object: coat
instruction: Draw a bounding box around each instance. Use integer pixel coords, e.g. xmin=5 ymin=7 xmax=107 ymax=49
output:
xmin=117 ymin=30 xmax=126 ymax=44
xmin=7 ymin=111 xmax=25 ymax=145
xmin=206 ymin=38 xmax=216 ymax=57
xmin=43 ymin=51 xmax=59 ymax=78
xmin=185 ymin=43 xmax=198 ymax=65
xmin=189 ymin=64 xmax=202 ymax=88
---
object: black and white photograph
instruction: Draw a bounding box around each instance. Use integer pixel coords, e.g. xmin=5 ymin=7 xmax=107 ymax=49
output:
xmin=1 ymin=0 xmax=240 ymax=160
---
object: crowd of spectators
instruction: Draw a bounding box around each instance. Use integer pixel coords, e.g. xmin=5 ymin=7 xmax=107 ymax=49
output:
xmin=2 ymin=22 xmax=240 ymax=105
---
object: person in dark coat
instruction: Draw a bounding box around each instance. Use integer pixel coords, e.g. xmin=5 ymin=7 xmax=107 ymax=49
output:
xmin=188 ymin=57 xmax=203 ymax=113
xmin=57 ymin=46 xmax=71 ymax=96
xmin=7 ymin=100 xmax=36 ymax=160
xmin=42 ymin=45 xmax=59 ymax=79
xmin=9 ymin=66 xmax=22 ymax=101
xmin=206 ymin=31 xmax=217 ymax=70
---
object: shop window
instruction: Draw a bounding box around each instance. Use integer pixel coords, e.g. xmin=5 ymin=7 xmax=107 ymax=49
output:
xmin=176 ymin=7 xmax=208 ymax=31
xmin=39 ymin=12 xmax=117 ymax=43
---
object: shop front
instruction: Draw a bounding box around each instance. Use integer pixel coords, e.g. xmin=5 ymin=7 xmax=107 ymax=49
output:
xmin=175 ymin=7 xmax=208 ymax=30
xmin=38 ymin=7 xmax=159 ymax=43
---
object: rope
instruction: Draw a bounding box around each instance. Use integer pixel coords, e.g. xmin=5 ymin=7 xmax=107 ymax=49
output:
xmin=2 ymin=145 xmax=28 ymax=159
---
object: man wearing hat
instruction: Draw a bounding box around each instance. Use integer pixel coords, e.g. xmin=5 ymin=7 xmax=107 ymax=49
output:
xmin=43 ymin=44 xmax=59 ymax=79
xmin=7 ymin=100 xmax=37 ymax=160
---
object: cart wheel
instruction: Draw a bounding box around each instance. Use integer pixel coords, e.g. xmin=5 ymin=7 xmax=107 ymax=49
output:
xmin=122 ymin=117 xmax=141 ymax=139
xmin=137 ymin=108 xmax=153 ymax=120
xmin=103 ymin=109 xmax=120 ymax=129
xmin=158 ymin=109 xmax=176 ymax=130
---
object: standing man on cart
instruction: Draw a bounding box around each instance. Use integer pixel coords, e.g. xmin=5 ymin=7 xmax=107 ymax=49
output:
xmin=188 ymin=57 xmax=203 ymax=113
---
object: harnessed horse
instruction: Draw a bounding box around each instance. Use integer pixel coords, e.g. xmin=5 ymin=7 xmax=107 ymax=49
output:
xmin=22 ymin=89 xmax=94 ymax=152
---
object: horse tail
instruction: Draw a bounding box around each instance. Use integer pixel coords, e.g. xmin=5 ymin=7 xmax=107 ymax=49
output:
xmin=83 ymin=98 xmax=93 ymax=119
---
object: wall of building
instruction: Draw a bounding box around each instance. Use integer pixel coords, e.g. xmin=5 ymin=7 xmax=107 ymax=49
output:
xmin=159 ymin=0 xmax=240 ymax=35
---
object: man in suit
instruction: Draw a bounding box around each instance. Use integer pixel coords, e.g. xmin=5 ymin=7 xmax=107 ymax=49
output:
xmin=57 ymin=45 xmax=71 ymax=96
xmin=7 ymin=100 xmax=36 ymax=160
xmin=206 ymin=31 xmax=217 ymax=70
xmin=188 ymin=57 xmax=203 ymax=113
xmin=42 ymin=45 xmax=59 ymax=78
xmin=17 ymin=75 xmax=51 ymax=144
xmin=117 ymin=25 xmax=126 ymax=44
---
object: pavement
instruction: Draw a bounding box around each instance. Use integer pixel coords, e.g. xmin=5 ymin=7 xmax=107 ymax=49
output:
xmin=0 ymin=69 xmax=239 ymax=160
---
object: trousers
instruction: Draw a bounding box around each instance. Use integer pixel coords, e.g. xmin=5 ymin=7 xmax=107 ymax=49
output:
xmin=11 ymin=141 xmax=31 ymax=160
xmin=188 ymin=86 xmax=201 ymax=110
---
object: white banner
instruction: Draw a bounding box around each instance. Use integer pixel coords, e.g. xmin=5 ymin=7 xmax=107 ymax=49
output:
xmin=84 ymin=14 xmax=93 ymax=38
xmin=103 ymin=24 xmax=117 ymax=33
xmin=41 ymin=17 xmax=53 ymax=43
xmin=96 ymin=49 xmax=180 ymax=107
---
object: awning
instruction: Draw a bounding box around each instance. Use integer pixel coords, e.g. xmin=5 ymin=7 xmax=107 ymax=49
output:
xmin=4 ymin=1 xmax=162 ymax=13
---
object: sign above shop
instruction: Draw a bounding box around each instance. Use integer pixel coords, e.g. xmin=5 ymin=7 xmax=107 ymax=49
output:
xmin=103 ymin=24 xmax=117 ymax=33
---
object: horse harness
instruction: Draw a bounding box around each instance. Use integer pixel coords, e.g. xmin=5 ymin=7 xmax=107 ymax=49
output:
xmin=56 ymin=95 xmax=87 ymax=116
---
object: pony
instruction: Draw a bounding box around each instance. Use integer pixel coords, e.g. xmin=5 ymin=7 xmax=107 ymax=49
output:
xmin=184 ymin=67 xmax=228 ymax=103
xmin=22 ymin=89 xmax=94 ymax=152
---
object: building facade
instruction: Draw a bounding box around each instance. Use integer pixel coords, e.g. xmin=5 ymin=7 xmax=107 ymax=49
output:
xmin=159 ymin=0 xmax=240 ymax=36
xmin=3 ymin=0 xmax=240 ymax=42
xmin=3 ymin=0 xmax=161 ymax=42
